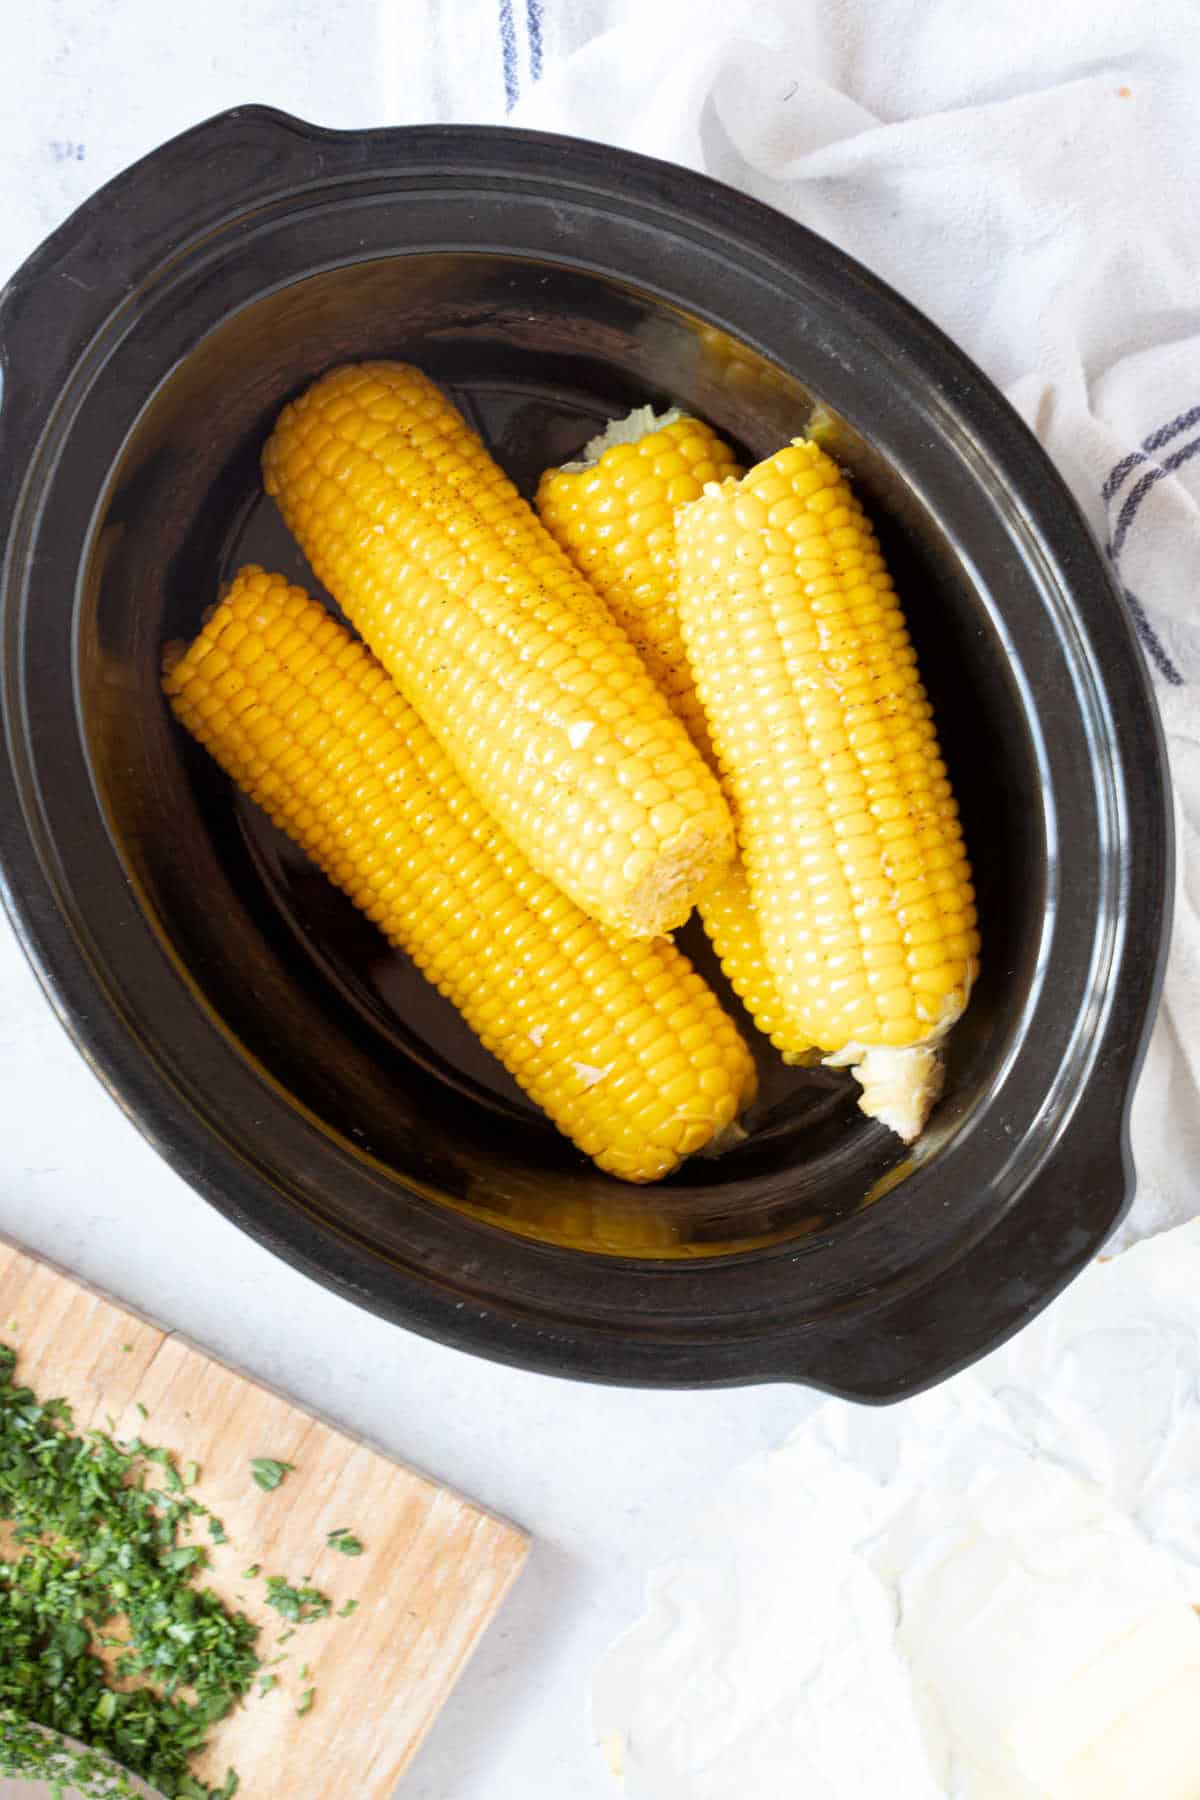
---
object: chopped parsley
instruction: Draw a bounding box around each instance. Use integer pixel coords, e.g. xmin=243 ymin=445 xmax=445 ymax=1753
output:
xmin=249 ymin=1458 xmax=293 ymax=1492
xmin=0 ymin=1346 xmax=350 ymax=1794
xmin=326 ymin=1527 xmax=364 ymax=1556
xmin=263 ymin=1576 xmax=332 ymax=1624
xmin=0 ymin=1344 xmax=251 ymax=1799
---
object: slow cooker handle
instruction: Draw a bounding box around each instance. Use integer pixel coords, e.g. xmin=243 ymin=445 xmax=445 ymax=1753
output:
xmin=0 ymin=109 xmax=334 ymax=439
xmin=775 ymin=1076 xmax=1138 ymax=1402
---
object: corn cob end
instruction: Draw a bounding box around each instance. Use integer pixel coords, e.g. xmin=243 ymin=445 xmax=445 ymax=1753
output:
xmin=621 ymin=813 xmax=735 ymax=938
xmin=557 ymin=405 xmax=685 ymax=472
xmin=824 ymin=1043 xmax=946 ymax=1143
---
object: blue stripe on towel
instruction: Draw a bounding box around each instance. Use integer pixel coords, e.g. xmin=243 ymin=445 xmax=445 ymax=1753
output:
xmin=1144 ymin=403 xmax=1200 ymax=456
xmin=1097 ymin=405 xmax=1198 ymax=685
xmin=1120 ymin=586 xmax=1185 ymax=687
xmin=1108 ymin=434 xmax=1200 ymax=562
xmin=527 ymin=0 xmax=544 ymax=80
xmin=1103 ymin=404 xmax=1200 ymax=502
xmin=499 ymin=0 xmax=519 ymax=110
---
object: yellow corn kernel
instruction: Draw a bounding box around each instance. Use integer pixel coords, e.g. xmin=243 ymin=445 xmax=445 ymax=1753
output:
xmin=262 ymin=365 xmax=733 ymax=937
xmin=164 ymin=568 xmax=756 ymax=1183
xmin=538 ymin=411 xmax=813 ymax=1059
xmin=336 ymin=361 xmax=586 ymax=581
xmin=676 ymin=440 xmax=979 ymax=1137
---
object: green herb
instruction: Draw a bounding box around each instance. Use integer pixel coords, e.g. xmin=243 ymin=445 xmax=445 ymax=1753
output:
xmin=0 ymin=1341 xmax=257 ymax=1800
xmin=249 ymin=1457 xmax=293 ymax=1492
xmin=121 ymin=1345 xmax=132 ymax=1354
xmin=296 ymin=1688 xmax=316 ymax=1716
xmin=135 ymin=1401 xmax=148 ymax=1420
xmin=183 ymin=1460 xmax=200 ymax=1488
xmin=257 ymin=1673 xmax=277 ymax=1696
xmin=336 ymin=1598 xmax=359 ymax=1618
xmin=140 ymin=1447 xmax=187 ymax=1497
xmin=299 ymin=1662 xmax=311 ymax=1679
xmin=277 ymin=1628 xmax=295 ymax=1644
xmin=162 ymin=1544 xmax=206 ymax=1573
xmin=263 ymin=1575 xmax=332 ymax=1624
xmin=241 ymin=1564 xmax=261 ymax=1580
xmin=207 ymin=1513 xmax=228 ymax=1545
xmin=326 ymin=1526 xmax=365 ymax=1556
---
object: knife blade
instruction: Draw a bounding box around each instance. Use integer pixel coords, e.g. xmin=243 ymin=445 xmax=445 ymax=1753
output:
xmin=0 ymin=1724 xmax=166 ymax=1800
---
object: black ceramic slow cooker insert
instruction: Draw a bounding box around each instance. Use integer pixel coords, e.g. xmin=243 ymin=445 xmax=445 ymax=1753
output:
xmin=0 ymin=110 xmax=1172 ymax=1398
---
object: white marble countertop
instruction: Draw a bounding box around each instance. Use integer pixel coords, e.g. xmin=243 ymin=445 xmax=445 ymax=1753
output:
xmin=0 ymin=9 xmax=1178 ymax=1797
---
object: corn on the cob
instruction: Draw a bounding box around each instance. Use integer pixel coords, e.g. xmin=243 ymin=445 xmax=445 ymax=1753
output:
xmin=537 ymin=410 xmax=814 ymax=1060
xmin=675 ymin=440 xmax=979 ymax=1141
xmin=262 ymin=364 xmax=734 ymax=938
xmin=163 ymin=567 xmax=755 ymax=1182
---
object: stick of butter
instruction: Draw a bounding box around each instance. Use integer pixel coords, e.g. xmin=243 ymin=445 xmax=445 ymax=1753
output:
xmin=879 ymin=1460 xmax=1200 ymax=1797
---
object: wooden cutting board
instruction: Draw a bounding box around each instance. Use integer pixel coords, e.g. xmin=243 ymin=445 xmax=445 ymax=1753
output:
xmin=0 ymin=1239 xmax=529 ymax=1797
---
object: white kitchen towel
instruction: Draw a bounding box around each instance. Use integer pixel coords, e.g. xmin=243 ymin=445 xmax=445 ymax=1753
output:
xmin=426 ymin=0 xmax=1200 ymax=1249
xmin=4 ymin=1 xmax=1198 ymax=1247
xmin=594 ymin=1220 xmax=1200 ymax=1797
